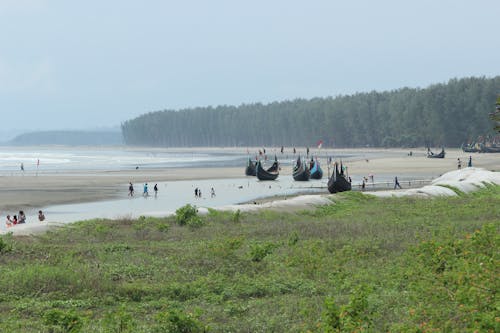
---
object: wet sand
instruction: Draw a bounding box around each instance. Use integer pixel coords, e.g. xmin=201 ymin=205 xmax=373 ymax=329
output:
xmin=0 ymin=147 xmax=498 ymax=214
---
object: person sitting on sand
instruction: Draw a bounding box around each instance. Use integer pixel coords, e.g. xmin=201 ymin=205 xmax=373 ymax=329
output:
xmin=12 ymin=215 xmax=18 ymax=225
xmin=6 ymin=215 xmax=13 ymax=228
xmin=18 ymin=211 xmax=26 ymax=224
xmin=38 ymin=210 xmax=45 ymax=222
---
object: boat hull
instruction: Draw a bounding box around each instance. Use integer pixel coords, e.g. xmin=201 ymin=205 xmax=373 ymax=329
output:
xmin=310 ymin=160 xmax=323 ymax=179
xmin=292 ymin=157 xmax=310 ymax=181
xmin=245 ymin=159 xmax=256 ymax=176
xmin=256 ymin=160 xmax=279 ymax=181
xmin=327 ymin=164 xmax=351 ymax=193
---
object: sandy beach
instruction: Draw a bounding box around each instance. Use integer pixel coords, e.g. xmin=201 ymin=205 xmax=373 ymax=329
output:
xmin=0 ymin=147 xmax=498 ymax=214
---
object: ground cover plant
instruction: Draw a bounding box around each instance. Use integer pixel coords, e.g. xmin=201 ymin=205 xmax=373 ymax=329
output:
xmin=0 ymin=186 xmax=498 ymax=332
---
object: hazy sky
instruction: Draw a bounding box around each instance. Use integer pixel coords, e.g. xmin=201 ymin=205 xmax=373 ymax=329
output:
xmin=1 ymin=0 xmax=499 ymax=133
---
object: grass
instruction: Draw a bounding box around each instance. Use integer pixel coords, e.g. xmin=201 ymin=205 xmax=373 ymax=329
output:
xmin=0 ymin=185 xmax=498 ymax=332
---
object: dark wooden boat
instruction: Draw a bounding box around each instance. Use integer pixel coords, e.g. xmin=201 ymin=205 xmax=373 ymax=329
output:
xmin=461 ymin=144 xmax=479 ymax=153
xmin=427 ymin=147 xmax=445 ymax=158
xmin=292 ymin=156 xmax=310 ymax=181
xmin=245 ymin=158 xmax=256 ymax=176
xmin=309 ymin=158 xmax=323 ymax=180
xmin=256 ymin=158 xmax=279 ymax=181
xmin=327 ymin=163 xmax=351 ymax=193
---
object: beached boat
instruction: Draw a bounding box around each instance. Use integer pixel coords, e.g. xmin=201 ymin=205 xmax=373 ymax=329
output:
xmin=245 ymin=158 xmax=257 ymax=176
xmin=427 ymin=147 xmax=445 ymax=158
xmin=461 ymin=143 xmax=480 ymax=153
xmin=292 ymin=156 xmax=310 ymax=181
xmin=309 ymin=158 xmax=323 ymax=180
xmin=256 ymin=158 xmax=279 ymax=181
xmin=327 ymin=163 xmax=351 ymax=193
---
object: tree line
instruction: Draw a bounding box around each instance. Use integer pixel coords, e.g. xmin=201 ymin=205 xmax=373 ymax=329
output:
xmin=121 ymin=76 xmax=500 ymax=148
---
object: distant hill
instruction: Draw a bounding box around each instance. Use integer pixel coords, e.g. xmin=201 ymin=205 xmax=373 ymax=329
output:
xmin=7 ymin=130 xmax=123 ymax=146
xmin=122 ymin=76 xmax=500 ymax=148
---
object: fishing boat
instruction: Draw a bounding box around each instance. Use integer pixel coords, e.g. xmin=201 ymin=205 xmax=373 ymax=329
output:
xmin=245 ymin=158 xmax=256 ymax=176
xmin=256 ymin=157 xmax=279 ymax=181
xmin=309 ymin=158 xmax=323 ymax=180
xmin=461 ymin=143 xmax=480 ymax=153
xmin=327 ymin=162 xmax=351 ymax=193
xmin=292 ymin=156 xmax=310 ymax=181
xmin=462 ymin=135 xmax=500 ymax=153
xmin=427 ymin=147 xmax=445 ymax=158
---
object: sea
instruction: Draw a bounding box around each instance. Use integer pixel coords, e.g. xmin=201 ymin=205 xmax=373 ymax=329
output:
xmin=0 ymin=146 xmax=410 ymax=229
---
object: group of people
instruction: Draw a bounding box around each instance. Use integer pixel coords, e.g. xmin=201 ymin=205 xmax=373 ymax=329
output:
xmin=194 ymin=187 xmax=216 ymax=199
xmin=5 ymin=210 xmax=45 ymax=228
xmin=128 ymin=182 xmax=159 ymax=197
xmin=457 ymin=156 xmax=473 ymax=169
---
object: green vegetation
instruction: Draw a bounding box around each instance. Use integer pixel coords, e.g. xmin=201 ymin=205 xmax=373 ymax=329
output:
xmin=492 ymin=95 xmax=500 ymax=132
xmin=122 ymin=76 xmax=500 ymax=147
xmin=0 ymin=186 xmax=498 ymax=332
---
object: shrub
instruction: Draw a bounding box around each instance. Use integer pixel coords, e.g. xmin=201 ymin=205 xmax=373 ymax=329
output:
xmin=0 ymin=234 xmax=12 ymax=253
xmin=153 ymin=308 xmax=206 ymax=333
xmin=102 ymin=305 xmax=136 ymax=333
xmin=232 ymin=210 xmax=241 ymax=223
xmin=321 ymin=285 xmax=372 ymax=332
xmin=249 ymin=242 xmax=278 ymax=262
xmin=42 ymin=309 xmax=83 ymax=333
xmin=288 ymin=231 xmax=299 ymax=246
xmin=187 ymin=215 xmax=205 ymax=229
xmin=175 ymin=204 xmax=198 ymax=226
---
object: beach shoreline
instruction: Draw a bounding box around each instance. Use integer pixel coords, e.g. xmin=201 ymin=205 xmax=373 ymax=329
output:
xmin=0 ymin=147 xmax=498 ymax=215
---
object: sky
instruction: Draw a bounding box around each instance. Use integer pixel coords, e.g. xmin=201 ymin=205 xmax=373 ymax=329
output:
xmin=0 ymin=0 xmax=499 ymax=136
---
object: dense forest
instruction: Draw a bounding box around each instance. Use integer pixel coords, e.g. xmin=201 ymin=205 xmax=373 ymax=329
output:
xmin=122 ymin=76 xmax=500 ymax=148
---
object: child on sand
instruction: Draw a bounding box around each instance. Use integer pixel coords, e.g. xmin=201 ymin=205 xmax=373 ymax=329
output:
xmin=38 ymin=210 xmax=45 ymax=222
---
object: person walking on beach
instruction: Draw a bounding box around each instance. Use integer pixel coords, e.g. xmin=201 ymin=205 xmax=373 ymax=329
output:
xmin=20 ymin=163 xmax=24 ymax=173
xmin=457 ymin=158 xmax=462 ymax=169
xmin=198 ymin=189 xmax=202 ymax=198
xmin=143 ymin=183 xmax=149 ymax=197
xmin=394 ymin=176 xmax=402 ymax=189
xmin=128 ymin=182 xmax=134 ymax=196
xmin=154 ymin=184 xmax=158 ymax=196
xmin=468 ymin=156 xmax=472 ymax=167
xmin=211 ymin=187 xmax=216 ymax=198
xmin=38 ymin=210 xmax=45 ymax=222
xmin=195 ymin=188 xmax=199 ymax=198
